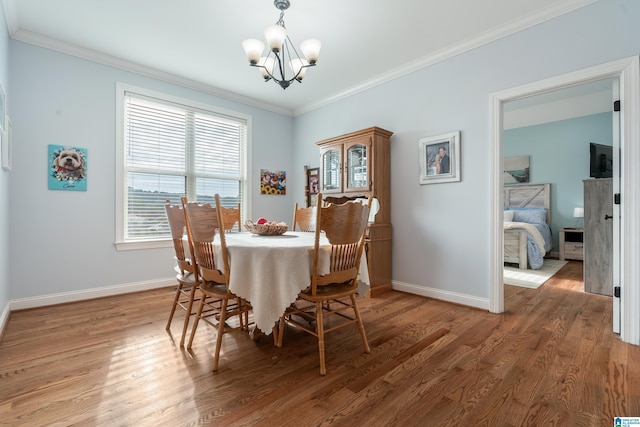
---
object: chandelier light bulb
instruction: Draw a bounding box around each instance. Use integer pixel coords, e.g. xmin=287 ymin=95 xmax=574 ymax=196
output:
xmin=242 ymin=0 xmax=319 ymax=89
xmin=264 ymin=24 xmax=287 ymax=53
xmin=300 ymin=39 xmax=321 ymax=64
xmin=259 ymin=57 xmax=276 ymax=79
xmin=242 ymin=39 xmax=265 ymax=65
xmin=290 ymin=58 xmax=309 ymax=80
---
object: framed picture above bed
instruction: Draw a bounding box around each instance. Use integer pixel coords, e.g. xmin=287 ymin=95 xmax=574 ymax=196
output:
xmin=419 ymin=131 xmax=461 ymax=184
xmin=504 ymin=155 xmax=530 ymax=184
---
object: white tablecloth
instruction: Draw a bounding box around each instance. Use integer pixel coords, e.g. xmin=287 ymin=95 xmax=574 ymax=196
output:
xmin=211 ymin=231 xmax=368 ymax=333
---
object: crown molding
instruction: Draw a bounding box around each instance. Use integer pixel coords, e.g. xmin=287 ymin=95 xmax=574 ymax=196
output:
xmin=4 ymin=0 xmax=597 ymax=117
xmin=2 ymin=0 xmax=19 ymax=36
xmin=293 ymin=0 xmax=599 ymax=116
xmin=10 ymin=29 xmax=295 ymax=117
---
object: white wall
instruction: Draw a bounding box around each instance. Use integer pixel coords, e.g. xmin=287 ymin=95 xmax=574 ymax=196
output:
xmin=292 ymin=0 xmax=640 ymax=304
xmin=0 ymin=4 xmax=10 ymax=324
xmin=8 ymin=41 xmax=294 ymax=301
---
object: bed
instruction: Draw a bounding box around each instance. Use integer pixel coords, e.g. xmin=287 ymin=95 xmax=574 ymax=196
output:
xmin=503 ymin=183 xmax=553 ymax=270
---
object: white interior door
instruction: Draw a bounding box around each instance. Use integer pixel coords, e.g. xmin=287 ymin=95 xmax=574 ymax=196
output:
xmin=612 ymin=79 xmax=621 ymax=334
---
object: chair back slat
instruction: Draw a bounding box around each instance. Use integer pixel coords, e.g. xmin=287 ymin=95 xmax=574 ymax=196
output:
xmin=219 ymin=203 xmax=241 ymax=232
xmin=310 ymin=193 xmax=371 ymax=294
xmin=183 ymin=195 xmax=231 ymax=289
xmin=318 ymin=199 xmax=370 ymax=244
xmin=330 ymin=243 xmax=359 ymax=272
xmin=293 ymin=203 xmax=316 ymax=232
xmin=165 ymin=200 xmax=195 ymax=275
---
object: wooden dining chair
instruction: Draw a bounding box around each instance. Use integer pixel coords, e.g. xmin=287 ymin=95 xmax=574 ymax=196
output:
xmin=292 ymin=202 xmax=316 ymax=231
xmin=164 ymin=199 xmax=202 ymax=347
xmin=219 ymin=203 xmax=241 ymax=232
xmin=277 ymin=194 xmax=372 ymax=375
xmin=183 ymin=195 xmax=250 ymax=371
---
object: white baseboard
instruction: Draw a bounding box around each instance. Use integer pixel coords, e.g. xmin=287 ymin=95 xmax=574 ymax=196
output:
xmin=391 ymin=280 xmax=489 ymax=310
xmin=2 ymin=277 xmax=487 ymax=339
xmin=9 ymin=277 xmax=176 ymax=311
xmin=0 ymin=301 xmax=10 ymax=340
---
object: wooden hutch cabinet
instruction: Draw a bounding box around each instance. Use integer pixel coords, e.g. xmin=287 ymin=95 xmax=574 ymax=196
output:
xmin=315 ymin=126 xmax=393 ymax=296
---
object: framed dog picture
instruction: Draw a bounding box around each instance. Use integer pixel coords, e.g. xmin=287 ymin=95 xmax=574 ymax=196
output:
xmin=48 ymin=144 xmax=88 ymax=191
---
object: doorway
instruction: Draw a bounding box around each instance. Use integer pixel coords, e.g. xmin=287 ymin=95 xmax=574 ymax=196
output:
xmin=488 ymin=56 xmax=640 ymax=346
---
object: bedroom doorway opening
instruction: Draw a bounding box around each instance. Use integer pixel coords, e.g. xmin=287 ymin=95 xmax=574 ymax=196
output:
xmin=488 ymin=56 xmax=640 ymax=346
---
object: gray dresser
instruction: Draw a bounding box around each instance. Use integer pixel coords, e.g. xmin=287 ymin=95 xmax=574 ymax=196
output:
xmin=583 ymin=178 xmax=613 ymax=296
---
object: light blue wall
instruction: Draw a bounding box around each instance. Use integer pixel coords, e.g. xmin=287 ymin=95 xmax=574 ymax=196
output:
xmin=0 ymin=5 xmax=10 ymax=321
xmin=4 ymin=0 xmax=640 ymax=305
xmin=8 ymin=41 xmax=294 ymax=300
xmin=293 ymin=0 xmax=640 ymax=299
xmin=504 ymin=112 xmax=613 ymax=250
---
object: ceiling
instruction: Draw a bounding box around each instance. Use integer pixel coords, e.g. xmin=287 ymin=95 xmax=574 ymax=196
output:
xmin=503 ymin=78 xmax=614 ymax=129
xmin=4 ymin=0 xmax=598 ymax=116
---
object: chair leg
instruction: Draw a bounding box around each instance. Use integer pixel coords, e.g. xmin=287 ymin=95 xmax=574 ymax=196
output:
xmin=277 ymin=315 xmax=286 ymax=348
xmin=166 ymin=282 xmax=182 ymax=330
xmin=213 ymin=298 xmax=228 ymax=372
xmin=244 ymin=299 xmax=250 ymax=331
xmin=179 ymin=283 xmax=199 ymax=347
xmin=316 ymin=301 xmax=326 ymax=376
xmin=237 ymin=297 xmax=248 ymax=331
xmin=187 ymin=294 xmax=206 ymax=349
xmin=351 ymin=294 xmax=370 ymax=353
xmin=272 ymin=324 xmax=279 ymax=347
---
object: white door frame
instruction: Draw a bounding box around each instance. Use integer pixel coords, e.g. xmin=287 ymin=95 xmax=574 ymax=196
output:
xmin=489 ymin=56 xmax=640 ymax=345
xmin=612 ymin=79 xmax=621 ymax=334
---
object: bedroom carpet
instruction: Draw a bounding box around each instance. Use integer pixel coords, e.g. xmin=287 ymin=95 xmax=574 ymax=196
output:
xmin=504 ymin=259 xmax=568 ymax=289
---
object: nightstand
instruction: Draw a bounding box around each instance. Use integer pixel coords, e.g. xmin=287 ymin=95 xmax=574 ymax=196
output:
xmin=559 ymin=228 xmax=584 ymax=261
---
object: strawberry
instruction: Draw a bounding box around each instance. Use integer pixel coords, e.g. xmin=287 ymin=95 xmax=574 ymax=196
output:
xmin=256 ymin=217 xmax=268 ymax=225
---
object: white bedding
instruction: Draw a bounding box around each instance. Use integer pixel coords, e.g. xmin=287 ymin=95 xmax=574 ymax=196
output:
xmin=504 ymin=221 xmax=546 ymax=256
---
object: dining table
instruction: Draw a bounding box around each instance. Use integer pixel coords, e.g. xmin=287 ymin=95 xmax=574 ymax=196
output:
xmin=210 ymin=231 xmax=370 ymax=335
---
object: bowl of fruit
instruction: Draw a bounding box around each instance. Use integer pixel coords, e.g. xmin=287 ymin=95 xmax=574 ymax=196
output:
xmin=244 ymin=218 xmax=289 ymax=236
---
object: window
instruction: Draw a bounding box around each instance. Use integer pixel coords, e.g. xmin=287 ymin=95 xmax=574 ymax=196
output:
xmin=115 ymin=84 xmax=249 ymax=250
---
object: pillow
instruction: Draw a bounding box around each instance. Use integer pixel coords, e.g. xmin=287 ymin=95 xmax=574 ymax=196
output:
xmin=512 ymin=208 xmax=547 ymax=224
xmin=503 ymin=210 xmax=515 ymax=222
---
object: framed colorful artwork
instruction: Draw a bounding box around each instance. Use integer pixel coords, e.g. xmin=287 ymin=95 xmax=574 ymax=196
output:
xmin=260 ymin=169 xmax=286 ymax=195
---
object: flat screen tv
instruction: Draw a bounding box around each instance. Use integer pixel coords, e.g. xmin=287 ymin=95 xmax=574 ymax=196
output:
xmin=590 ymin=142 xmax=613 ymax=178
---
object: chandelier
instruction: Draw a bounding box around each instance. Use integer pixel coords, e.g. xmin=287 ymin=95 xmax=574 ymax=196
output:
xmin=242 ymin=0 xmax=321 ymax=90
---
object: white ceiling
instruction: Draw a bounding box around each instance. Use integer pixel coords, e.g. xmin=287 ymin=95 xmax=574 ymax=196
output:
xmin=3 ymin=0 xmax=598 ymax=116
xmin=503 ymin=78 xmax=615 ymax=129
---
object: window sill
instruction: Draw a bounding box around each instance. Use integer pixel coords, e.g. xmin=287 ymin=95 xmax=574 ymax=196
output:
xmin=114 ymin=239 xmax=172 ymax=251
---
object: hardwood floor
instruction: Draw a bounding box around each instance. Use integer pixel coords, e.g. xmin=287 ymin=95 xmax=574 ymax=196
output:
xmin=1 ymin=261 xmax=638 ymax=426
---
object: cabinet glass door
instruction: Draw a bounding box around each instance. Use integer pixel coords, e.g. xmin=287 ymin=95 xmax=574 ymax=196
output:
xmin=321 ymin=148 xmax=341 ymax=192
xmin=346 ymin=143 xmax=368 ymax=190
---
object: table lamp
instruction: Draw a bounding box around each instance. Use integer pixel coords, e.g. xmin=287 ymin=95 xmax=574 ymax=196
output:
xmin=573 ymin=207 xmax=584 ymax=229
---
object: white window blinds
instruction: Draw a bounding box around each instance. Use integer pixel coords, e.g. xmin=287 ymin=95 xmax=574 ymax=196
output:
xmin=122 ymin=91 xmax=247 ymax=242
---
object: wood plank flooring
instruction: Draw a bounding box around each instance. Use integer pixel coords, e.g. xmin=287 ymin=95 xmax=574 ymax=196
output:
xmin=1 ymin=261 xmax=639 ymax=426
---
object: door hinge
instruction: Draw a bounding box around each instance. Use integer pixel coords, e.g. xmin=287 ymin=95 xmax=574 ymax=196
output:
xmin=614 ymin=193 xmax=621 ymax=205
xmin=614 ymin=286 xmax=621 ymax=298
xmin=614 ymin=100 xmax=621 ymax=112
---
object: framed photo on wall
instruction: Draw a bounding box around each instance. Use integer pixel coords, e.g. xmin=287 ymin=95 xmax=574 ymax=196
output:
xmin=419 ymin=131 xmax=461 ymax=184
xmin=306 ymin=167 xmax=319 ymax=207
xmin=504 ymin=155 xmax=530 ymax=184
xmin=48 ymin=144 xmax=88 ymax=191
